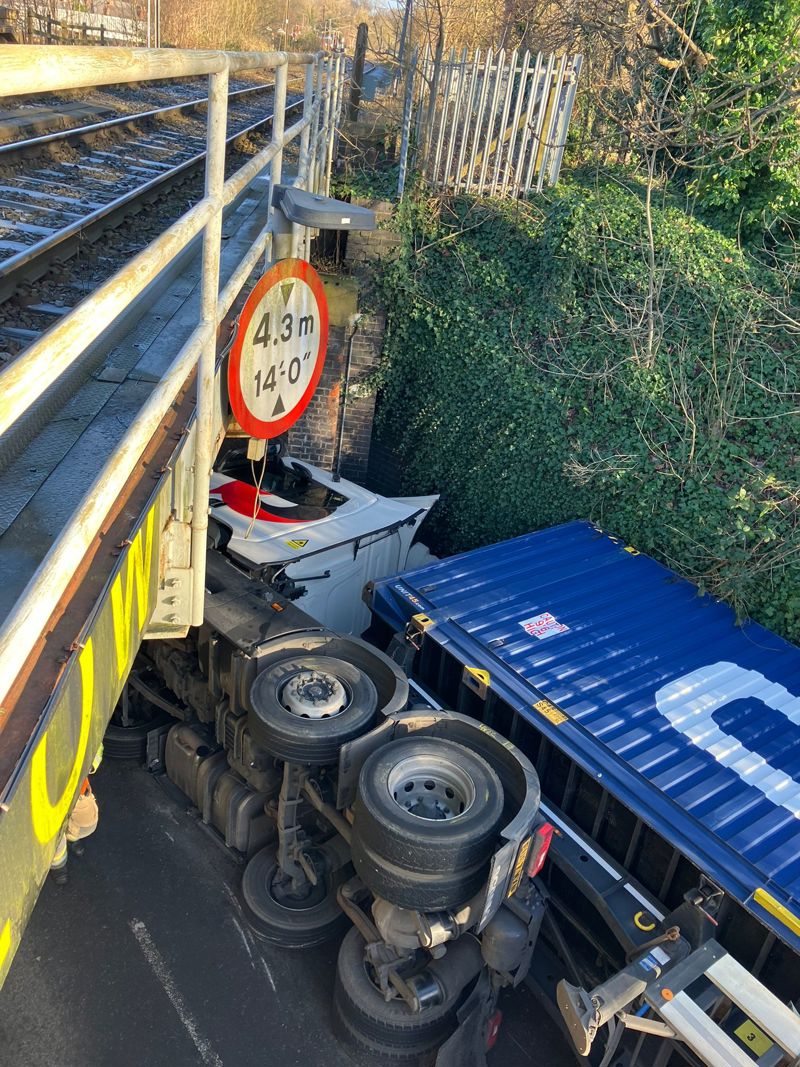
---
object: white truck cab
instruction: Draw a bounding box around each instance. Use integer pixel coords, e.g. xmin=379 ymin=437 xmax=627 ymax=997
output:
xmin=208 ymin=444 xmax=438 ymax=634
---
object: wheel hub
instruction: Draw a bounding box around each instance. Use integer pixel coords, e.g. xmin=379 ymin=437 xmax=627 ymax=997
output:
xmin=269 ymin=867 xmax=328 ymax=911
xmin=281 ymin=670 xmax=348 ymax=718
xmin=387 ymin=753 xmax=476 ymax=820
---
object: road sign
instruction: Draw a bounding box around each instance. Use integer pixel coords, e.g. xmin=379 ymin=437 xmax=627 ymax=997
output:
xmin=228 ymin=258 xmax=329 ymax=439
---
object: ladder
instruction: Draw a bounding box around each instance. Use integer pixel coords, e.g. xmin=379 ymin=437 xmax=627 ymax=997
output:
xmin=646 ymin=940 xmax=800 ymax=1066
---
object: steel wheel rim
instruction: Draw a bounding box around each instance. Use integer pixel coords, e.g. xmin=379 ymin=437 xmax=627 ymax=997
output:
xmin=279 ymin=669 xmax=350 ymax=719
xmin=387 ymin=753 xmax=476 ymax=821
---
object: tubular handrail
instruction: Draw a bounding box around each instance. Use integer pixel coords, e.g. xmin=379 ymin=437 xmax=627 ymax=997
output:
xmin=0 ymin=45 xmax=321 ymax=95
xmin=0 ymin=45 xmax=346 ymax=712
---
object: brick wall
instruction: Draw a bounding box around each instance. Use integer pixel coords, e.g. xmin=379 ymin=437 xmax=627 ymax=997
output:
xmin=285 ymin=199 xmax=401 ymax=483
xmin=346 ymin=199 xmax=403 ymax=268
xmin=285 ymin=311 xmax=385 ymax=484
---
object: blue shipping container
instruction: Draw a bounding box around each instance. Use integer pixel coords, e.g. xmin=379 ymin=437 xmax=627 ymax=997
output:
xmin=371 ymin=520 xmax=800 ymax=953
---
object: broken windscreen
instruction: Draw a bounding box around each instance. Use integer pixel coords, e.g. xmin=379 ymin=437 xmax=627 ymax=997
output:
xmin=213 ymin=447 xmax=348 ymax=522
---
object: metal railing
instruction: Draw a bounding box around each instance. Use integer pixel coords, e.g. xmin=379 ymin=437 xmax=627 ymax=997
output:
xmin=0 ymin=45 xmax=345 ymax=712
xmin=397 ymin=46 xmax=582 ymax=198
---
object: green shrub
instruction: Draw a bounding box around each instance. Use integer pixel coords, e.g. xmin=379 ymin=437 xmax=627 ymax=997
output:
xmin=685 ymin=0 xmax=800 ymax=233
xmin=374 ymin=173 xmax=800 ymax=640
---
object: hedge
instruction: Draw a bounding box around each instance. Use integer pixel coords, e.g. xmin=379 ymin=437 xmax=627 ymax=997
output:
xmin=372 ymin=172 xmax=800 ymax=641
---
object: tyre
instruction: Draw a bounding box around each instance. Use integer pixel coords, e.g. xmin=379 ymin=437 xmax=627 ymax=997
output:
xmin=351 ymin=737 xmax=504 ymax=910
xmin=333 ymin=926 xmax=457 ymax=1062
xmin=104 ymin=711 xmax=172 ymax=760
xmin=241 ymin=845 xmax=348 ymax=948
xmin=248 ymin=655 xmax=378 ymax=765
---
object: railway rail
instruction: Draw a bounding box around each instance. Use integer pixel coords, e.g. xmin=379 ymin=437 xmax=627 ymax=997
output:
xmin=0 ymin=80 xmax=302 ymax=307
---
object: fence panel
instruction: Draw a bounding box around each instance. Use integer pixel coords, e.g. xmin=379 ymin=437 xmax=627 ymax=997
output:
xmin=403 ymin=48 xmax=582 ymax=198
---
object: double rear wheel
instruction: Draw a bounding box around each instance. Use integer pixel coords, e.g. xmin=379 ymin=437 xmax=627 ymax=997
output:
xmin=351 ymin=736 xmax=505 ymax=911
xmin=337 ymin=735 xmax=505 ymax=1061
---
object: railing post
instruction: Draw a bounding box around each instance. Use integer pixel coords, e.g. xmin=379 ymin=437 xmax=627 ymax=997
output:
xmin=269 ymin=60 xmax=291 ymax=263
xmin=299 ymin=61 xmax=314 ymax=178
xmin=311 ymin=56 xmax=326 ymax=195
xmin=453 ymin=48 xmax=481 ymax=193
xmin=319 ymin=56 xmax=333 ymax=194
xmin=442 ymin=47 xmax=468 ymax=190
xmin=422 ymin=36 xmax=444 ymax=172
xmin=296 ymin=60 xmax=315 ymax=258
xmin=476 ymin=47 xmax=505 ymax=195
xmin=325 ymin=52 xmax=342 ymax=195
xmin=190 ymin=62 xmax=229 ymax=626
xmin=536 ymin=53 xmax=568 ymax=192
xmin=520 ymin=52 xmax=553 ymax=195
xmin=312 ymin=56 xmax=325 ymax=193
xmin=411 ymin=44 xmax=430 ymax=174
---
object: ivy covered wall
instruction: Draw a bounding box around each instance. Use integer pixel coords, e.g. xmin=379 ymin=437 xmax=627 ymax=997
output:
xmin=371 ymin=173 xmax=800 ymax=641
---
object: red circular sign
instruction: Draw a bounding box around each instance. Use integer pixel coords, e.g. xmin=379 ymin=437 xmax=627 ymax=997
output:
xmin=228 ymin=258 xmax=329 ymax=439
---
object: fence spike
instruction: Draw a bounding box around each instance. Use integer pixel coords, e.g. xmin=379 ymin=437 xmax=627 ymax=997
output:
xmin=453 ymin=48 xmax=482 ymax=194
xmin=511 ymin=51 xmax=543 ymax=197
xmin=429 ymin=46 xmax=457 ymax=187
xmin=441 ymin=46 xmax=469 ymax=190
xmin=500 ymin=48 xmax=532 ymax=197
xmin=477 ymin=47 xmax=505 ymax=196
xmin=489 ymin=48 xmax=518 ymax=197
xmin=523 ymin=52 xmax=555 ymax=193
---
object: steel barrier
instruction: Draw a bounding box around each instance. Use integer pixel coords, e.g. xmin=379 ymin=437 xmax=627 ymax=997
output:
xmin=0 ymin=45 xmax=345 ymax=712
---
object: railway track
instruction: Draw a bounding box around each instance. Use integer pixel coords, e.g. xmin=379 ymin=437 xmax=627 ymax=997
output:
xmin=0 ymin=81 xmax=301 ymax=309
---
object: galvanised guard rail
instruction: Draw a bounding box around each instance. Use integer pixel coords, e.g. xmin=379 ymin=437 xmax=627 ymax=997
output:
xmin=0 ymin=45 xmax=345 ymax=713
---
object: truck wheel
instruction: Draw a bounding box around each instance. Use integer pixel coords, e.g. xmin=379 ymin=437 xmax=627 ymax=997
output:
xmin=333 ymin=926 xmax=458 ymax=1061
xmin=104 ymin=711 xmax=172 ymax=761
xmin=248 ymin=656 xmax=378 ymax=765
xmin=241 ymin=846 xmax=348 ymax=949
xmin=351 ymin=737 xmax=504 ymax=910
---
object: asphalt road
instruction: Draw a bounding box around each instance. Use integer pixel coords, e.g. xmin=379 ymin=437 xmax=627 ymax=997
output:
xmin=0 ymin=759 xmax=575 ymax=1067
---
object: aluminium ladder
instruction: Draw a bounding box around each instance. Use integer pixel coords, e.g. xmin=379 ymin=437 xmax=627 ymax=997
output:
xmin=645 ymin=940 xmax=800 ymax=1066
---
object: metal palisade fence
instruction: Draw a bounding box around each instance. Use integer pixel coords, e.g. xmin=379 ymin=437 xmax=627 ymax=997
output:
xmin=398 ymin=46 xmax=583 ymax=198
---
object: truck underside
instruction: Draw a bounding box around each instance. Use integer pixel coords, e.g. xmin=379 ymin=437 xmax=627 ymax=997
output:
xmin=67 ymin=522 xmax=798 ymax=1067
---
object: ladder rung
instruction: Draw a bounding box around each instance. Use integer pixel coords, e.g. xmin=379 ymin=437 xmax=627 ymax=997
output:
xmin=706 ymin=953 xmax=800 ymax=1056
xmin=660 ymin=993 xmax=756 ymax=1067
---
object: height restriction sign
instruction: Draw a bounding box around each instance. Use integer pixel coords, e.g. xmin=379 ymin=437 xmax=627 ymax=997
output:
xmin=228 ymin=257 xmax=329 ymax=439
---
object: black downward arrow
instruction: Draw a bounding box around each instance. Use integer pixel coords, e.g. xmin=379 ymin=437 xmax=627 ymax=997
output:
xmin=280 ymin=282 xmax=294 ymax=305
xmin=272 ymin=394 xmax=285 ymax=416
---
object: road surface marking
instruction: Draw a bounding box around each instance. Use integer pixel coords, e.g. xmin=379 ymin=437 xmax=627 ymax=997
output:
xmin=260 ymin=956 xmax=277 ymax=993
xmin=230 ymin=916 xmax=255 ymax=968
xmin=129 ymin=919 xmax=223 ymax=1067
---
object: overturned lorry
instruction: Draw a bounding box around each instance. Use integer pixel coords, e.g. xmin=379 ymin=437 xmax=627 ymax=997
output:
xmin=134 ymin=549 xmax=548 ymax=1066
xmin=125 ymin=479 xmax=800 ymax=1066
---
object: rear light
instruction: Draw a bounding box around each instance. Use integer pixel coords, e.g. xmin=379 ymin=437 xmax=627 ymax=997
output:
xmin=527 ymin=821 xmax=554 ymax=879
